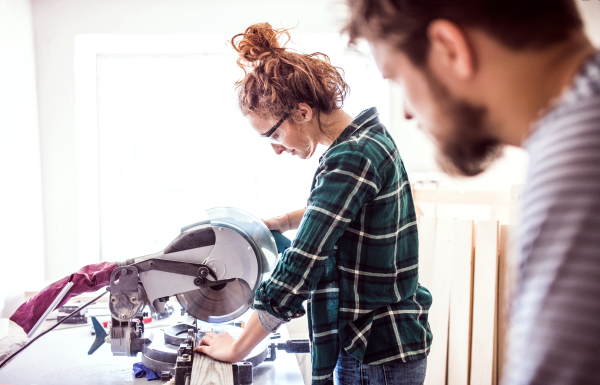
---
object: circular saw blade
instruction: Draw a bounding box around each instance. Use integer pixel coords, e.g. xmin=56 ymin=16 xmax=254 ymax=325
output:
xmin=176 ymin=278 xmax=253 ymax=323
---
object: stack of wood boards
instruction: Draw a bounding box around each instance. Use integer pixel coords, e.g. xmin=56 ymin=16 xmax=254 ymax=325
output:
xmin=418 ymin=217 xmax=513 ymax=385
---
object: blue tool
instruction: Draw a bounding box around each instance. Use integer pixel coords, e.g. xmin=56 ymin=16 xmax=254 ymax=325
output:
xmin=88 ymin=316 xmax=108 ymax=355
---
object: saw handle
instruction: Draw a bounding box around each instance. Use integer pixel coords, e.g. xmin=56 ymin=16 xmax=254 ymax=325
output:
xmin=134 ymin=259 xmax=217 ymax=279
xmin=270 ymin=231 xmax=292 ymax=255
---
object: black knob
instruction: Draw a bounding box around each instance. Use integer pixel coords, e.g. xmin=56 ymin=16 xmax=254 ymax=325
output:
xmin=198 ymin=267 xmax=209 ymax=278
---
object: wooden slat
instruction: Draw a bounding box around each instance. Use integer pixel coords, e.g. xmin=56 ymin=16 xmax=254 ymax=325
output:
xmin=418 ymin=216 xmax=437 ymax=291
xmin=470 ymin=221 xmax=499 ymax=385
xmin=424 ymin=218 xmax=454 ymax=385
xmin=497 ymin=225 xmax=515 ymax=384
xmin=448 ymin=220 xmax=474 ymax=385
xmin=413 ymin=190 xmax=509 ymax=207
xmin=190 ymin=352 xmax=233 ymax=385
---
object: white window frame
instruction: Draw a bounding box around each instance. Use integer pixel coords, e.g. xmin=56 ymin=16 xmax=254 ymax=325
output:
xmin=74 ymin=33 xmax=371 ymax=267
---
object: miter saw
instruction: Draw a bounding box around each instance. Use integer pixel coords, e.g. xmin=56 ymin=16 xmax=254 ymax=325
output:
xmin=92 ymin=207 xmax=309 ymax=385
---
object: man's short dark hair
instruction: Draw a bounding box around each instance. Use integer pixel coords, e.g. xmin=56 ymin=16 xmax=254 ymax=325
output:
xmin=345 ymin=0 xmax=583 ymax=65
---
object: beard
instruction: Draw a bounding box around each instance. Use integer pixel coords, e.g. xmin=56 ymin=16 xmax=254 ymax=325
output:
xmin=423 ymin=70 xmax=504 ymax=177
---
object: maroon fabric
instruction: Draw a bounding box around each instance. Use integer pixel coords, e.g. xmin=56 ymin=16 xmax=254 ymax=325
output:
xmin=10 ymin=261 xmax=117 ymax=334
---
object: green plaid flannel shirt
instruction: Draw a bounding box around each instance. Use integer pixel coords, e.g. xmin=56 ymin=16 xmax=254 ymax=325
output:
xmin=253 ymin=107 xmax=432 ymax=384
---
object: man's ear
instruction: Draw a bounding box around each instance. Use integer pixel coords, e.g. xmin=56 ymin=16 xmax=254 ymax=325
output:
xmin=427 ymin=20 xmax=476 ymax=80
xmin=296 ymin=103 xmax=314 ymax=122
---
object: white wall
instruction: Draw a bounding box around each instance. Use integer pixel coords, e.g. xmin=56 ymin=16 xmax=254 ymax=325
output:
xmin=0 ymin=0 xmax=45 ymax=316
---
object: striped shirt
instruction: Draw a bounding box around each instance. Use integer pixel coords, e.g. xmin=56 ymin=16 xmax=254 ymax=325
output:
xmin=253 ymin=107 xmax=432 ymax=385
xmin=503 ymin=50 xmax=600 ymax=385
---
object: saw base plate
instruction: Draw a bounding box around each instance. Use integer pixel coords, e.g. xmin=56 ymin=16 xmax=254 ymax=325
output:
xmin=141 ymin=323 xmax=268 ymax=374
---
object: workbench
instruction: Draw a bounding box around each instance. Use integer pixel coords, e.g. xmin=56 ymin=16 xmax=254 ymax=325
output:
xmin=0 ymin=319 xmax=307 ymax=385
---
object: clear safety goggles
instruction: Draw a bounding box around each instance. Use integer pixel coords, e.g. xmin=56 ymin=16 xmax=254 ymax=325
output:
xmin=260 ymin=113 xmax=289 ymax=145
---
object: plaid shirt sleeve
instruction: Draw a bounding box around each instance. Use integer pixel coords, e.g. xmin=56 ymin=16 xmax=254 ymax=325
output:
xmin=253 ymin=144 xmax=380 ymax=320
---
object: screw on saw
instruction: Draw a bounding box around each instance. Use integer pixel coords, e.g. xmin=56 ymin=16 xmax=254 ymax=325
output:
xmin=198 ymin=266 xmax=210 ymax=278
xmin=194 ymin=266 xmax=210 ymax=287
xmin=197 ymin=264 xmax=219 ymax=280
xmin=194 ymin=264 xmax=231 ymax=288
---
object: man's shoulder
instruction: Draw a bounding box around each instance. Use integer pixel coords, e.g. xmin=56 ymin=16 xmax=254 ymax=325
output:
xmin=528 ymin=95 xmax=600 ymax=163
xmin=522 ymin=61 xmax=600 ymax=220
xmin=531 ymin=51 xmax=600 ymax=148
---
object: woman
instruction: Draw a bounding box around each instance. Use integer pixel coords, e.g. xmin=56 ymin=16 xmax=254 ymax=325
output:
xmin=195 ymin=23 xmax=432 ymax=385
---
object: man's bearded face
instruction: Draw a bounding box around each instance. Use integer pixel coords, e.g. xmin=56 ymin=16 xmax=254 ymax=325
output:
xmin=369 ymin=39 xmax=503 ymax=177
xmin=423 ymin=69 xmax=503 ymax=177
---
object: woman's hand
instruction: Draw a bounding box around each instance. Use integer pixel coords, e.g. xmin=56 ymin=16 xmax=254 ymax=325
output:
xmin=263 ymin=209 xmax=306 ymax=232
xmin=263 ymin=214 xmax=291 ymax=232
xmin=194 ymin=312 xmax=270 ymax=364
xmin=193 ymin=331 xmax=245 ymax=363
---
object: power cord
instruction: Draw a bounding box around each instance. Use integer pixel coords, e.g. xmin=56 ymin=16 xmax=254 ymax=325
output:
xmin=0 ymin=288 xmax=109 ymax=370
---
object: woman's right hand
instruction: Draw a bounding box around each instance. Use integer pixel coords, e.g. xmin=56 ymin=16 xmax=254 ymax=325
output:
xmin=263 ymin=214 xmax=290 ymax=232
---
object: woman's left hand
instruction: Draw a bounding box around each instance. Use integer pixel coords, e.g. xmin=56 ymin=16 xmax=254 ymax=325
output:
xmin=193 ymin=331 xmax=244 ymax=363
xmin=262 ymin=214 xmax=290 ymax=232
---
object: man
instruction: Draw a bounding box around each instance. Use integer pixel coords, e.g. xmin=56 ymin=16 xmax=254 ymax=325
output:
xmin=343 ymin=1 xmax=600 ymax=384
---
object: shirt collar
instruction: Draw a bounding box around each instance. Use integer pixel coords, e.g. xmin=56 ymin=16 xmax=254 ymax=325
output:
xmin=327 ymin=107 xmax=380 ymax=150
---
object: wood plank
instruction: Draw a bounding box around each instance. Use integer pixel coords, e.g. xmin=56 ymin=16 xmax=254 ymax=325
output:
xmin=190 ymin=352 xmax=233 ymax=385
xmin=470 ymin=221 xmax=499 ymax=385
xmin=413 ymin=190 xmax=509 ymax=207
xmin=497 ymin=225 xmax=516 ymax=384
xmin=448 ymin=220 xmax=474 ymax=385
xmin=418 ymin=216 xmax=437 ymax=291
xmin=424 ymin=217 xmax=454 ymax=385
xmin=286 ymin=314 xmax=311 ymax=385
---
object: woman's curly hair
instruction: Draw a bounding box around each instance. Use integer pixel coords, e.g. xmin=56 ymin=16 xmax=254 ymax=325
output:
xmin=231 ymin=23 xmax=350 ymax=132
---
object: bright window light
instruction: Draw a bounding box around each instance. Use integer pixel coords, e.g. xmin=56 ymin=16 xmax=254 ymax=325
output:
xmin=77 ymin=35 xmax=389 ymax=262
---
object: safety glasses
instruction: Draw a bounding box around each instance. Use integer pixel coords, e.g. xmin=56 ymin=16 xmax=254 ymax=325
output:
xmin=260 ymin=113 xmax=289 ymax=144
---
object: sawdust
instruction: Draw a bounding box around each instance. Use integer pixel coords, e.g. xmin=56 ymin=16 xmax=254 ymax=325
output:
xmin=0 ymin=318 xmax=82 ymax=367
xmin=0 ymin=320 xmax=36 ymax=367
xmin=0 ymin=340 xmax=27 ymax=366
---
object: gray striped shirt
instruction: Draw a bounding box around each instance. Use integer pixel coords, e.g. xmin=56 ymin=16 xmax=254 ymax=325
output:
xmin=503 ymin=50 xmax=600 ymax=385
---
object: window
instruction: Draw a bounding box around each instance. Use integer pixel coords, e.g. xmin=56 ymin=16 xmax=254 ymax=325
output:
xmin=76 ymin=34 xmax=390 ymax=262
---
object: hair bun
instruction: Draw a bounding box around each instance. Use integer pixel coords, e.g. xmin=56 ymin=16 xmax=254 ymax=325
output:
xmin=232 ymin=23 xmax=290 ymax=67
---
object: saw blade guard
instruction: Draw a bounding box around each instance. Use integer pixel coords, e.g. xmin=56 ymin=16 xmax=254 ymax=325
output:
xmin=206 ymin=206 xmax=278 ymax=277
xmin=177 ymin=207 xmax=278 ymax=322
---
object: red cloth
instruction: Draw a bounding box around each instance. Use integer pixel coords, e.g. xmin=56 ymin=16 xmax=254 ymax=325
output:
xmin=10 ymin=261 xmax=116 ymax=334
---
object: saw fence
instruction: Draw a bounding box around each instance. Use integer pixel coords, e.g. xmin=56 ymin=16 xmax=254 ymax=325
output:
xmin=413 ymin=186 xmax=521 ymax=385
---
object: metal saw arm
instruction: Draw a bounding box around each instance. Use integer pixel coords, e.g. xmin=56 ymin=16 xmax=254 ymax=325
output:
xmin=133 ymin=259 xmax=235 ymax=287
xmin=108 ymin=260 xmax=239 ymax=321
